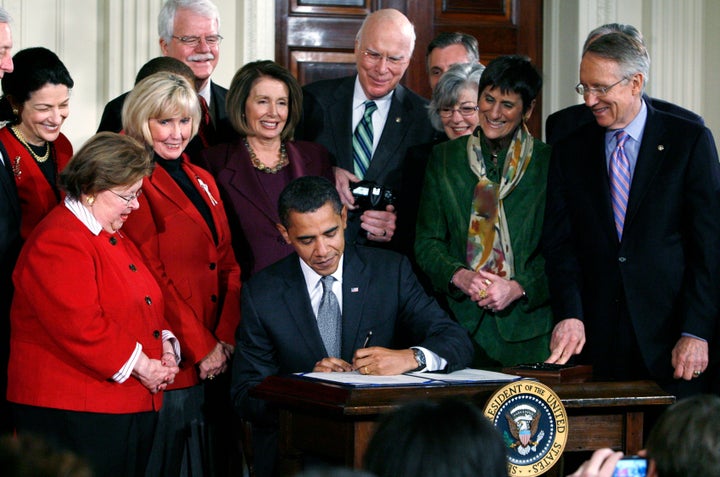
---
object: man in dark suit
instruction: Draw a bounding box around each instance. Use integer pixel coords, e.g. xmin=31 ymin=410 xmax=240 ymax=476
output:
xmin=97 ymin=0 xmax=233 ymax=159
xmin=542 ymin=32 xmax=720 ymax=398
xmin=545 ymin=23 xmax=703 ymax=145
xmin=425 ymin=31 xmax=480 ymax=91
xmin=232 ymin=176 xmax=473 ymax=475
xmin=297 ymin=8 xmax=437 ymax=246
xmin=0 ymin=6 xmax=18 ymax=435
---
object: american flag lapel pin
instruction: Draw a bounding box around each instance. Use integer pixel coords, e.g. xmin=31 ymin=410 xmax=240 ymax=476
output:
xmin=351 ymin=287 xmax=359 ymax=293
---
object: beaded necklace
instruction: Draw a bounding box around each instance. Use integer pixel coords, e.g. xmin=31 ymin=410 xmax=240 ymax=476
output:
xmin=243 ymin=137 xmax=288 ymax=174
xmin=11 ymin=125 xmax=50 ymax=163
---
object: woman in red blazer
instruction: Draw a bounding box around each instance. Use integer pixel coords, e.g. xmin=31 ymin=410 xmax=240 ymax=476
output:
xmin=0 ymin=47 xmax=74 ymax=240
xmin=200 ymin=60 xmax=334 ymax=280
xmin=121 ymin=72 xmax=242 ymax=476
xmin=8 ymin=133 xmax=180 ymax=476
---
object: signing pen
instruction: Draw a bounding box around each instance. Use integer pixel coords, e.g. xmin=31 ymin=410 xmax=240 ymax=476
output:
xmin=362 ymin=331 xmax=373 ymax=348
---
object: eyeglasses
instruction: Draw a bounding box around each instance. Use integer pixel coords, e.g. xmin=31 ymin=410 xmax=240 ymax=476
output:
xmin=109 ymin=189 xmax=143 ymax=206
xmin=172 ymin=35 xmax=223 ymax=47
xmin=438 ymin=105 xmax=479 ymax=118
xmin=360 ymin=49 xmax=408 ymax=67
xmin=575 ymin=77 xmax=628 ymax=97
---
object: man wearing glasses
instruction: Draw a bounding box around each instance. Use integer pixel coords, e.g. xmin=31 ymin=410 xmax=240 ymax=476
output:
xmin=98 ymin=0 xmax=232 ymax=159
xmin=297 ymin=8 xmax=437 ymax=247
xmin=542 ymin=32 xmax=720 ymax=398
xmin=544 ymin=23 xmax=703 ymax=146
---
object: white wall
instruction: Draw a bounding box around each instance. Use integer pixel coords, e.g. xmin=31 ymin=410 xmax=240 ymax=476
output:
xmin=1 ymin=0 xmax=717 ymax=149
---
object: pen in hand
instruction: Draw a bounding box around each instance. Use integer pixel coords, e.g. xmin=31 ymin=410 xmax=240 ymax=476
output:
xmin=362 ymin=331 xmax=373 ymax=348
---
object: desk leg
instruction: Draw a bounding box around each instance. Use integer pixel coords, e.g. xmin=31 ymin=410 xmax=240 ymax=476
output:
xmin=352 ymin=421 xmax=376 ymax=468
xmin=625 ymin=411 xmax=644 ymax=454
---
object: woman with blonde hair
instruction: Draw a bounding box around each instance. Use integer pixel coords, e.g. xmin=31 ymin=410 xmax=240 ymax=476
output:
xmin=122 ymin=72 xmax=242 ymax=476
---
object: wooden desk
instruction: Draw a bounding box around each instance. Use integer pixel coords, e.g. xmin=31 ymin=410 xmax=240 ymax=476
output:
xmin=251 ymin=376 xmax=674 ymax=474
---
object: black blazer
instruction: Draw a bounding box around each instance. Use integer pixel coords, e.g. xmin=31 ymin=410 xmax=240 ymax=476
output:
xmin=542 ymin=104 xmax=720 ymax=379
xmin=545 ymin=94 xmax=704 ymax=145
xmin=231 ymin=244 xmax=474 ymax=421
xmin=297 ymin=76 xmax=437 ymax=242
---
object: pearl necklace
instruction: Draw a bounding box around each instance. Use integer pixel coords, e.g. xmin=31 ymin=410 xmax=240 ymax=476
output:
xmin=11 ymin=125 xmax=50 ymax=163
xmin=244 ymin=137 xmax=288 ymax=174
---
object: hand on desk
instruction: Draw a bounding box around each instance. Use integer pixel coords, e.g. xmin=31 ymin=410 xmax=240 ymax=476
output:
xmin=313 ymin=357 xmax=353 ymax=373
xmin=566 ymin=448 xmax=623 ymax=477
xmin=353 ymin=347 xmax=416 ymax=375
xmin=546 ymin=318 xmax=585 ymax=364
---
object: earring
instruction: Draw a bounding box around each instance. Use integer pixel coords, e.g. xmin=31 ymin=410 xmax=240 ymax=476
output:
xmin=86 ymin=196 xmax=95 ymax=206
xmin=12 ymin=108 xmax=18 ymax=116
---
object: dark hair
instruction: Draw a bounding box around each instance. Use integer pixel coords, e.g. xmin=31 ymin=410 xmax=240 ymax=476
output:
xmin=226 ymin=60 xmax=303 ymax=141
xmin=60 ymin=132 xmax=154 ymax=200
xmin=645 ymin=394 xmax=720 ymax=477
xmin=426 ymin=31 xmax=480 ymax=70
xmin=134 ymin=56 xmax=195 ymax=85
xmin=278 ymin=176 xmax=343 ymax=229
xmin=0 ymin=47 xmax=74 ymax=122
xmin=478 ymin=55 xmax=542 ymax=114
xmin=363 ymin=398 xmax=508 ymax=477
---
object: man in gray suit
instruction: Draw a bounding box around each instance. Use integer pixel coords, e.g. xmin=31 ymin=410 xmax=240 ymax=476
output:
xmin=297 ymin=9 xmax=437 ymax=246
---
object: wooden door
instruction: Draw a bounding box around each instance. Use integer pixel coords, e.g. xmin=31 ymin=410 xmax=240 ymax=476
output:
xmin=276 ymin=0 xmax=543 ymax=136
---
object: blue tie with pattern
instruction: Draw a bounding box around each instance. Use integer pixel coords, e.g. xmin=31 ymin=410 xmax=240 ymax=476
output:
xmin=317 ymin=275 xmax=341 ymax=357
xmin=609 ymin=130 xmax=631 ymax=240
xmin=352 ymin=100 xmax=378 ymax=179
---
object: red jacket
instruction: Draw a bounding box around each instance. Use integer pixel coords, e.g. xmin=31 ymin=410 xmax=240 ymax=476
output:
xmin=0 ymin=127 xmax=73 ymax=240
xmin=122 ymin=155 xmax=242 ymax=389
xmin=8 ymin=205 xmax=169 ymax=413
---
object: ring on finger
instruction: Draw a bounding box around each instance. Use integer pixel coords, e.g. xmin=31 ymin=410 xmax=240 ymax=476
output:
xmin=363 ymin=366 xmax=369 ymax=375
xmin=479 ymin=289 xmax=488 ymax=299
xmin=693 ymin=370 xmax=702 ymax=377
xmin=483 ymin=279 xmax=492 ymax=286
xmin=208 ymin=374 xmax=215 ymax=380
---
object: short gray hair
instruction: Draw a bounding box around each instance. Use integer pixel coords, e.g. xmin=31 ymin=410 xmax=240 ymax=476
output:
xmin=583 ymin=32 xmax=650 ymax=88
xmin=583 ymin=23 xmax=644 ymax=52
xmin=0 ymin=7 xmax=12 ymax=24
xmin=158 ymin=0 xmax=220 ymax=43
xmin=428 ymin=63 xmax=484 ymax=132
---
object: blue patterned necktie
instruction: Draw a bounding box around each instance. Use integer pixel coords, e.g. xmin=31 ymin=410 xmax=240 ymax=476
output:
xmin=609 ymin=130 xmax=631 ymax=240
xmin=352 ymin=100 xmax=378 ymax=179
xmin=317 ymin=275 xmax=341 ymax=357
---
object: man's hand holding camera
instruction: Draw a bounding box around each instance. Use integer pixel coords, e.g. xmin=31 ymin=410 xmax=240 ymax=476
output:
xmin=333 ymin=167 xmax=396 ymax=243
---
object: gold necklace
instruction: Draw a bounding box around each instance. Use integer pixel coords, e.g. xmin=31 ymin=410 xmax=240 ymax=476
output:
xmin=11 ymin=125 xmax=50 ymax=163
xmin=244 ymin=137 xmax=288 ymax=174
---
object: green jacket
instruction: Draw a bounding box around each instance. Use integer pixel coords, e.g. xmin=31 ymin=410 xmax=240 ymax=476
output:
xmin=415 ymin=134 xmax=553 ymax=365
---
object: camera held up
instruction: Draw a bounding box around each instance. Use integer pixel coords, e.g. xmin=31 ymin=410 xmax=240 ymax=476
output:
xmin=350 ymin=180 xmax=396 ymax=211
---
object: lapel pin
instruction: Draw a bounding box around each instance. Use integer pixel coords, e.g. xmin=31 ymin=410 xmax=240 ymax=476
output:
xmin=395 ymin=117 xmax=401 ymax=123
xmin=657 ymin=145 xmax=664 ymax=151
xmin=351 ymin=287 xmax=359 ymax=293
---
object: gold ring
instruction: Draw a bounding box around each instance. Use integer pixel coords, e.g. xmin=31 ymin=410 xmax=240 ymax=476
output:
xmin=363 ymin=366 xmax=369 ymax=375
xmin=479 ymin=289 xmax=488 ymax=299
xmin=483 ymin=279 xmax=492 ymax=286
xmin=208 ymin=374 xmax=215 ymax=380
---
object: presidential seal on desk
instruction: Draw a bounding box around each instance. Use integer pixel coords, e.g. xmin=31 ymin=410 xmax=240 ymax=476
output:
xmin=483 ymin=380 xmax=568 ymax=476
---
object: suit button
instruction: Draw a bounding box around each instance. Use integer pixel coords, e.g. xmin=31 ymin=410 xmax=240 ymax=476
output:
xmin=109 ymin=236 xmax=117 ymax=245
xmin=145 ymin=296 xmax=152 ymax=305
xmin=618 ymin=257 xmax=627 ymax=263
xmin=153 ymin=330 xmax=160 ymax=339
xmin=211 ymin=294 xmax=218 ymax=303
xmin=129 ymin=264 xmax=137 ymax=272
xmin=209 ymin=262 xmax=216 ymax=270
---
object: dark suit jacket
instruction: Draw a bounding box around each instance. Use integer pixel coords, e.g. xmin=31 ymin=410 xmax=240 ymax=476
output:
xmin=200 ymin=139 xmax=334 ymax=280
xmin=297 ymin=75 xmax=437 ymax=243
xmin=231 ymin=244 xmax=474 ymax=422
xmin=0 ymin=144 xmax=20 ymax=432
xmin=545 ymin=94 xmax=704 ymax=145
xmin=97 ymin=81 xmax=235 ymax=165
xmin=542 ymin=104 xmax=720 ymax=380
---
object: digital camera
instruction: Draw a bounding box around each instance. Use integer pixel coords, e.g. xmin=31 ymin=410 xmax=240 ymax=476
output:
xmin=612 ymin=456 xmax=647 ymax=477
xmin=350 ymin=180 xmax=396 ymax=211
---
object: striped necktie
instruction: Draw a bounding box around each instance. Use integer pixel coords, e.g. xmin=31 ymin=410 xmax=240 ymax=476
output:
xmin=609 ymin=130 xmax=631 ymax=240
xmin=317 ymin=275 xmax=341 ymax=357
xmin=352 ymin=100 xmax=378 ymax=179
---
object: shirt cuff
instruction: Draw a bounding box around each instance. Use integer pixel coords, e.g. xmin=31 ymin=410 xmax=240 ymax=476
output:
xmin=413 ymin=346 xmax=447 ymax=372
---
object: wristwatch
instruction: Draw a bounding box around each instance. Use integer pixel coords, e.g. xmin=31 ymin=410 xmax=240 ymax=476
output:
xmin=410 ymin=347 xmax=426 ymax=372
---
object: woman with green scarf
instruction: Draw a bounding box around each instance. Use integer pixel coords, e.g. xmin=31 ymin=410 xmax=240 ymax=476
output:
xmin=415 ymin=55 xmax=552 ymax=367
